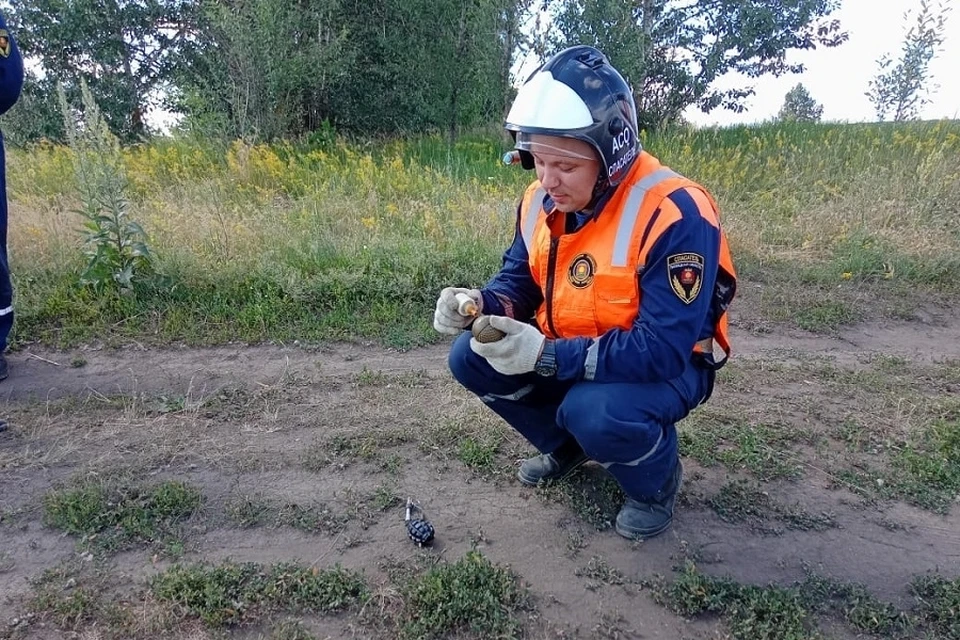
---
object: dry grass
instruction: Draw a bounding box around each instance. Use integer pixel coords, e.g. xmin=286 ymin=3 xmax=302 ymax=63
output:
xmin=8 ymin=122 xmax=960 ymax=282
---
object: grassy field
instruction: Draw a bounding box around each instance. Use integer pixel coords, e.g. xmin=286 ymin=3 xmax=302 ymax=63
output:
xmin=6 ymin=119 xmax=960 ymax=348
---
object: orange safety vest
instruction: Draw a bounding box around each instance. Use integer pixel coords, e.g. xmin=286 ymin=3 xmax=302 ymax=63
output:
xmin=518 ymin=151 xmax=736 ymax=361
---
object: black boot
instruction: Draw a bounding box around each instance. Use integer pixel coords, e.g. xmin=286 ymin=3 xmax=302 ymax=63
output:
xmin=614 ymin=460 xmax=683 ymax=540
xmin=517 ymin=440 xmax=589 ymax=486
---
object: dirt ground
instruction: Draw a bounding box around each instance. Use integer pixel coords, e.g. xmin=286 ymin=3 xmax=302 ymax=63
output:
xmin=1 ymin=310 xmax=959 ymax=639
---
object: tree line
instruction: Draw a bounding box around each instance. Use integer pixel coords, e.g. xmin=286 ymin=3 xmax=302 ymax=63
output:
xmin=1 ymin=0 xmax=849 ymax=145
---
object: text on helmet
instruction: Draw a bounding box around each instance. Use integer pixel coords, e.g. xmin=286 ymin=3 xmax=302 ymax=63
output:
xmin=607 ymin=147 xmax=637 ymax=179
xmin=611 ymin=128 xmax=633 ymax=154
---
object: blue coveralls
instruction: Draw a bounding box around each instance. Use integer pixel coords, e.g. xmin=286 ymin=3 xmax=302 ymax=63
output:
xmin=0 ymin=12 xmax=23 ymax=353
xmin=448 ymin=183 xmax=721 ymax=501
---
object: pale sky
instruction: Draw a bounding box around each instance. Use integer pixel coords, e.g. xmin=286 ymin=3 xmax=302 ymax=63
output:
xmin=683 ymin=0 xmax=959 ymax=125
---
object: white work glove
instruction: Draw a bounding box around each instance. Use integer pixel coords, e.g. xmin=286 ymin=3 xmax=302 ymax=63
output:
xmin=433 ymin=287 xmax=482 ymax=335
xmin=470 ymin=316 xmax=546 ymax=376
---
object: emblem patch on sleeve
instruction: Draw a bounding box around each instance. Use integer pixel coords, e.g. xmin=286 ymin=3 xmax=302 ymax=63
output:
xmin=667 ymin=253 xmax=704 ymax=304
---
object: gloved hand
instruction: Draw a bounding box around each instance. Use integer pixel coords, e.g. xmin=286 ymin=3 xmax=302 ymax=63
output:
xmin=433 ymin=287 xmax=482 ymax=335
xmin=470 ymin=315 xmax=546 ymax=376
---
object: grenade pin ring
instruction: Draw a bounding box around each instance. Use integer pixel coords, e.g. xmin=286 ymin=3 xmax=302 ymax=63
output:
xmin=405 ymin=497 xmax=435 ymax=547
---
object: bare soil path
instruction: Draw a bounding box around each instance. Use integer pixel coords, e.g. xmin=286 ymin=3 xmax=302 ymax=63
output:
xmin=1 ymin=317 xmax=959 ymax=639
xmin=5 ymin=316 xmax=960 ymax=402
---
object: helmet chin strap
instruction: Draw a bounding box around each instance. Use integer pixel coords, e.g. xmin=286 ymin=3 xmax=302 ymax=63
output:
xmin=583 ymin=172 xmax=612 ymax=214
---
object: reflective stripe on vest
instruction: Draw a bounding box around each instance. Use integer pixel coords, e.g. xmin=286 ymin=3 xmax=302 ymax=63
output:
xmin=520 ymin=187 xmax=546 ymax=256
xmin=519 ymin=155 xmax=736 ymax=368
xmin=611 ymin=168 xmax=679 ymax=267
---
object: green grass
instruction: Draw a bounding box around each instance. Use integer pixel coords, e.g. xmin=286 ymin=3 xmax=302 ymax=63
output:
xmin=418 ymin=415 xmax=511 ymax=479
xmin=27 ymin=564 xmax=134 ymax=635
xmin=708 ymin=479 xmax=836 ymax=533
xmin=301 ymin=430 xmax=413 ymax=472
xmin=270 ymin=620 xmax=320 ymax=640
xmin=798 ymin=573 xmax=913 ymax=637
xmin=397 ymin=550 xmax=532 ymax=639
xmin=456 ymin=435 xmax=503 ymax=473
xmin=8 ymin=120 xmax=960 ymax=348
xmin=832 ymin=416 xmax=960 ymax=513
xmin=150 ymin=561 xmax=368 ymax=627
xmin=653 ymin=562 xmax=933 ymax=640
xmin=26 ymin=549 xmax=532 ymax=638
xmin=12 ymin=254 xmax=483 ymax=349
xmin=891 ymin=418 xmax=960 ymax=511
xmin=575 ymin=555 xmax=627 ymax=587
xmin=911 ymin=574 xmax=960 ymax=639
xmin=225 ymin=484 xmax=400 ymax=534
xmin=682 ymin=354 xmax=960 ymax=513
xmin=536 ymin=467 xmax=624 ymax=531
xmin=352 ymin=368 xmax=433 ymax=389
xmin=679 ymin=413 xmax=804 ymax=480
xmin=224 ymin=494 xmax=349 ymax=534
xmin=793 ymin=300 xmax=859 ymax=332
xmin=366 ymin=484 xmax=402 ymax=513
xmin=42 ymin=478 xmax=202 ymax=552
xmin=654 ymin=562 xmax=811 ymax=640
xmin=30 ymin=585 xmax=129 ymax=633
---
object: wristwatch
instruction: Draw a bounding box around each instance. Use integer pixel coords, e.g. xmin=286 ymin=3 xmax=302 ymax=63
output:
xmin=534 ymin=340 xmax=558 ymax=377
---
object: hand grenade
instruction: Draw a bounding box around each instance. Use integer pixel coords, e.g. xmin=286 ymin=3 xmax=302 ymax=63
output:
xmin=405 ymin=498 xmax=435 ymax=547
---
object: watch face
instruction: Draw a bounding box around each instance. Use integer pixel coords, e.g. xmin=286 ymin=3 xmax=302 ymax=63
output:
xmin=535 ymin=361 xmax=557 ymax=376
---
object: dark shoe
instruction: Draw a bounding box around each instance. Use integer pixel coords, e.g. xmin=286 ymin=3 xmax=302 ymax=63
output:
xmin=0 ymin=354 xmax=7 ymax=381
xmin=615 ymin=460 xmax=683 ymax=540
xmin=518 ymin=445 xmax=589 ymax=486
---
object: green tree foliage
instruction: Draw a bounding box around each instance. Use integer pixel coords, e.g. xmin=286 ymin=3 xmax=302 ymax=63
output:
xmin=3 ymin=0 xmax=851 ymax=141
xmin=8 ymin=0 xmax=201 ymax=141
xmin=778 ymin=83 xmax=823 ymax=122
xmin=177 ymin=0 xmax=527 ymax=141
xmin=172 ymin=0 xmax=349 ymax=142
xmin=543 ymin=0 xmax=848 ymax=130
xmin=866 ymin=0 xmax=951 ymax=122
xmin=0 ymin=69 xmax=65 ymax=145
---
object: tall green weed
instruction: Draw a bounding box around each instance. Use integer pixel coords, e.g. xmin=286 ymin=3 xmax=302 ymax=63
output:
xmin=59 ymin=81 xmax=155 ymax=294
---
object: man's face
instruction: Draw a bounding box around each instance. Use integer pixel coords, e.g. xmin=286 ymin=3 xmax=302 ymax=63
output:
xmin=528 ymin=135 xmax=600 ymax=213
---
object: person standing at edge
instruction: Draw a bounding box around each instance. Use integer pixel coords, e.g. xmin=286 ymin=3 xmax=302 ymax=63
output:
xmin=433 ymin=45 xmax=736 ymax=540
xmin=0 ymin=8 xmax=23 ymax=384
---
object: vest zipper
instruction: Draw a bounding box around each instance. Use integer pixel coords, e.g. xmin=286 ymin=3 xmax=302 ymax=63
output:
xmin=545 ymin=237 xmax=560 ymax=337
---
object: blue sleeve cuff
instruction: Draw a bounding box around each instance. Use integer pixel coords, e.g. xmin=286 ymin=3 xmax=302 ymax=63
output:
xmin=554 ymin=337 xmax=591 ymax=381
xmin=479 ymin=290 xmax=505 ymax=316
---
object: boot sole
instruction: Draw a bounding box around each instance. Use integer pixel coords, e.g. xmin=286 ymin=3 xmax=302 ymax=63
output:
xmin=517 ymin=456 xmax=589 ymax=487
xmin=614 ymin=517 xmax=673 ymax=540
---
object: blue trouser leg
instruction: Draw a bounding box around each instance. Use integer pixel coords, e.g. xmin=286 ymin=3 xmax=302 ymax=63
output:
xmin=448 ymin=331 xmax=712 ymax=500
xmin=0 ymin=250 xmax=10 ymax=352
xmin=557 ymin=362 xmax=711 ymax=499
xmin=0 ymin=236 xmax=11 ymax=352
xmin=448 ymin=332 xmax=576 ymax=453
xmin=0 ymin=132 xmax=10 ymax=352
